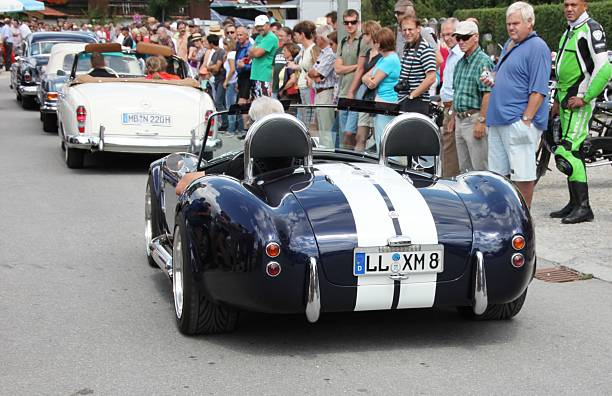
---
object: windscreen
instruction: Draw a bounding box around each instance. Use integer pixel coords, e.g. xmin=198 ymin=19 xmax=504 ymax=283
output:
xmin=75 ymin=52 xmax=144 ymax=77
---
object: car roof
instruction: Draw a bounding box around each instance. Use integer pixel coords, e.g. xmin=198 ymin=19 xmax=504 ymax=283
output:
xmin=29 ymin=32 xmax=98 ymax=44
xmin=47 ymin=43 xmax=88 ymax=73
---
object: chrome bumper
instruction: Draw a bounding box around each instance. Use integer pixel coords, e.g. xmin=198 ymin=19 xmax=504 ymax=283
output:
xmin=40 ymin=101 xmax=57 ymax=113
xmin=18 ymin=85 xmax=38 ymax=96
xmin=64 ymin=133 xmax=222 ymax=154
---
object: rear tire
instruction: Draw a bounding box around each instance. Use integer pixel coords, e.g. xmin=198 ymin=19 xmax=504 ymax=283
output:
xmin=21 ymin=95 xmax=36 ymax=110
xmin=42 ymin=113 xmax=57 ymax=133
xmin=145 ymin=175 xmax=162 ymax=268
xmin=65 ymin=147 xmax=85 ymax=169
xmin=458 ymin=288 xmax=528 ymax=320
xmin=173 ymin=213 xmax=238 ymax=335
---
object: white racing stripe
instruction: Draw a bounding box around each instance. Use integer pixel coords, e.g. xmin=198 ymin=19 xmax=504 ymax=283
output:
xmin=316 ymin=163 xmax=396 ymax=311
xmin=358 ymin=164 xmax=439 ymax=309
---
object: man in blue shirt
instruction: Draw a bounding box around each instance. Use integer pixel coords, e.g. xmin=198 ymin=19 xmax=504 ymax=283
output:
xmin=485 ymin=2 xmax=551 ymax=207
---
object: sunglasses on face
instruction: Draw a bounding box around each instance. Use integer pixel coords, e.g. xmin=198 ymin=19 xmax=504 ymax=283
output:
xmin=226 ymin=30 xmax=235 ymax=34
xmin=394 ymin=11 xmax=404 ymax=16
xmin=455 ymin=34 xmax=474 ymax=42
xmin=343 ymin=20 xmax=358 ymax=26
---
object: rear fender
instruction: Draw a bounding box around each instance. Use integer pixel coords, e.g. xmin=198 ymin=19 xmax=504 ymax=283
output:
xmin=454 ymin=172 xmax=535 ymax=304
xmin=176 ymin=175 xmax=319 ymax=313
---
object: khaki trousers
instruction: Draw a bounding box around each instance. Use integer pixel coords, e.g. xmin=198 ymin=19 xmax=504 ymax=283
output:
xmin=315 ymin=89 xmax=335 ymax=148
xmin=442 ymin=107 xmax=460 ymax=177
xmin=455 ymin=112 xmax=488 ymax=172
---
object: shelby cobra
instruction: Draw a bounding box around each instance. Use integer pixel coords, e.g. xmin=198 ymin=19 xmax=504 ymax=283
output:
xmin=145 ymin=101 xmax=535 ymax=335
xmin=10 ymin=31 xmax=98 ymax=110
xmin=57 ymin=42 xmax=219 ymax=169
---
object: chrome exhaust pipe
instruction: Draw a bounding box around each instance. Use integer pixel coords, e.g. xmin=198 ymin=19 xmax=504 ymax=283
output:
xmin=305 ymin=257 xmax=321 ymax=323
xmin=473 ymin=251 xmax=488 ymax=315
xmin=150 ymin=236 xmax=173 ymax=278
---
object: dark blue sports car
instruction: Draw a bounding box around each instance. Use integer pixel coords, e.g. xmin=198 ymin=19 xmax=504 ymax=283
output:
xmin=145 ymin=100 xmax=535 ymax=335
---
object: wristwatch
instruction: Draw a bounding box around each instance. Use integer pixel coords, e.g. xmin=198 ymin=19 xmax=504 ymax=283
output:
xmin=477 ymin=116 xmax=486 ymax=123
xmin=522 ymin=115 xmax=532 ymax=122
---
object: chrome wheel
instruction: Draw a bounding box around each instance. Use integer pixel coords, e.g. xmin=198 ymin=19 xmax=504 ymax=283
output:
xmin=172 ymin=230 xmax=184 ymax=319
xmin=144 ymin=182 xmax=153 ymax=257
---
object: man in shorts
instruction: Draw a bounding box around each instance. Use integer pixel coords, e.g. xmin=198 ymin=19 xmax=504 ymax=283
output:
xmin=248 ymin=15 xmax=279 ymax=98
xmin=335 ymin=9 xmax=368 ymax=149
xmin=485 ymin=2 xmax=551 ymax=208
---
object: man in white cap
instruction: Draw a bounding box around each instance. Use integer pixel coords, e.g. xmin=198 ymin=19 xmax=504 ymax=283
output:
xmin=451 ymin=20 xmax=494 ymax=172
xmin=248 ymin=15 xmax=279 ymax=98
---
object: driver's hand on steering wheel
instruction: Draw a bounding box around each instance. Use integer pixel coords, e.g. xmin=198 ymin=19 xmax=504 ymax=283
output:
xmin=175 ymin=171 xmax=206 ymax=195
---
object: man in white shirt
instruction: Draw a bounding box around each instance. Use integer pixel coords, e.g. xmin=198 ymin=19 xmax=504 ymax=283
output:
xmin=1 ymin=19 xmax=15 ymax=72
xmin=439 ymin=18 xmax=463 ymax=177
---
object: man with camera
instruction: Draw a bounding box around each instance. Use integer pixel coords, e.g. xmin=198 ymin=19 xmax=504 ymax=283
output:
xmin=395 ymin=16 xmax=436 ymax=115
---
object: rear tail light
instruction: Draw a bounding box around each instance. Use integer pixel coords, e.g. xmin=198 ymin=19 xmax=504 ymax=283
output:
xmin=511 ymin=253 xmax=525 ymax=268
xmin=24 ymin=71 xmax=31 ymax=83
xmin=46 ymin=92 xmax=58 ymax=100
xmin=205 ymin=110 xmax=214 ymax=136
xmin=266 ymin=262 xmax=281 ymax=277
xmin=265 ymin=242 xmax=280 ymax=258
xmin=512 ymin=235 xmax=525 ymax=250
xmin=76 ymin=106 xmax=86 ymax=133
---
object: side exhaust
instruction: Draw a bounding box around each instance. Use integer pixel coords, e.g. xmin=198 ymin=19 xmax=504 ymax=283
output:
xmin=150 ymin=235 xmax=173 ymax=278
xmin=473 ymin=251 xmax=488 ymax=315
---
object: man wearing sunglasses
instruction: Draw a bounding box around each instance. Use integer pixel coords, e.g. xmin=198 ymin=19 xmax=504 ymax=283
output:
xmin=452 ymin=20 xmax=494 ymax=173
xmin=335 ymin=9 xmax=368 ymax=150
xmin=248 ymin=15 xmax=279 ymax=98
xmin=394 ymin=0 xmax=416 ymax=54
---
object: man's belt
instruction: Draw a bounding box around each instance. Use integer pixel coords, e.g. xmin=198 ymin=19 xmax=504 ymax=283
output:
xmin=455 ymin=108 xmax=480 ymax=119
xmin=315 ymin=87 xmax=334 ymax=94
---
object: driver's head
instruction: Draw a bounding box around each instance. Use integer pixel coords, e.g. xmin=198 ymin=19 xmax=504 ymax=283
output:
xmin=91 ymin=52 xmax=105 ymax=69
xmin=248 ymin=96 xmax=285 ymax=121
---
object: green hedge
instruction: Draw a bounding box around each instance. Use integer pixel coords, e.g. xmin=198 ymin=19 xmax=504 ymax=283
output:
xmin=454 ymin=1 xmax=612 ymax=50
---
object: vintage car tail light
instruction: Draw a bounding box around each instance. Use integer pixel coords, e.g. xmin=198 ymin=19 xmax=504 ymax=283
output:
xmin=511 ymin=253 xmax=525 ymax=268
xmin=266 ymin=262 xmax=281 ymax=277
xmin=76 ymin=106 xmax=86 ymax=133
xmin=46 ymin=92 xmax=58 ymax=101
xmin=24 ymin=71 xmax=32 ymax=83
xmin=266 ymin=242 xmax=280 ymax=258
xmin=512 ymin=235 xmax=526 ymax=250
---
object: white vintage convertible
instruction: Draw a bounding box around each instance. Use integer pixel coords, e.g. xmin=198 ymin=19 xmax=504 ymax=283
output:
xmin=57 ymin=42 xmax=219 ymax=168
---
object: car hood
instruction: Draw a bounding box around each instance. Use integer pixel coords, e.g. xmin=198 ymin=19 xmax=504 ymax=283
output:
xmin=290 ymin=163 xmax=473 ymax=286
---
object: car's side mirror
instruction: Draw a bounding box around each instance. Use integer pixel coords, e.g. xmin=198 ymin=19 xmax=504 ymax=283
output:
xmin=165 ymin=153 xmax=199 ymax=178
xmin=57 ymin=69 xmax=66 ymax=76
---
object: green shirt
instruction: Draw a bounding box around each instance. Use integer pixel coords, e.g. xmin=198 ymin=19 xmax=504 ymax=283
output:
xmin=250 ymin=32 xmax=279 ymax=82
xmin=336 ymin=33 xmax=368 ymax=98
xmin=452 ymin=46 xmax=493 ymax=112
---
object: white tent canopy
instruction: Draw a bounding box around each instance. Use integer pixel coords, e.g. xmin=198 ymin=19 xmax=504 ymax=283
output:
xmin=0 ymin=0 xmax=45 ymax=13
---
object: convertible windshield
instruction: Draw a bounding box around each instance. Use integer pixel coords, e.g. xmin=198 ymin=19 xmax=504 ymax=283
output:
xmin=75 ymin=52 xmax=144 ymax=77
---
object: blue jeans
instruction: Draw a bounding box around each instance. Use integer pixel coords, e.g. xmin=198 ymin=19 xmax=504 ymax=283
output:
xmin=338 ymin=109 xmax=358 ymax=134
xmin=374 ymin=114 xmax=394 ymax=154
xmin=225 ymin=81 xmax=239 ymax=133
xmin=213 ymin=79 xmax=227 ymax=130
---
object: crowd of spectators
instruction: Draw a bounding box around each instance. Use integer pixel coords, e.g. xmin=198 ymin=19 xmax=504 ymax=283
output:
xmin=1 ymin=1 xmax=569 ymax=211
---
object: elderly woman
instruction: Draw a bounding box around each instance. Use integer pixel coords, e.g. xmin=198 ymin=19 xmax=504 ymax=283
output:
xmin=175 ymin=97 xmax=285 ymax=195
xmin=145 ymin=56 xmax=180 ymax=80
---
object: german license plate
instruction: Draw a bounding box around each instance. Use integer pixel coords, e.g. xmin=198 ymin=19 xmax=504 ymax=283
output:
xmin=122 ymin=113 xmax=172 ymax=127
xmin=353 ymin=244 xmax=444 ymax=276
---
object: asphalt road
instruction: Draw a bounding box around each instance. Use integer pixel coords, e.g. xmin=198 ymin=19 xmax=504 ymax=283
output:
xmin=1 ymin=74 xmax=611 ymax=395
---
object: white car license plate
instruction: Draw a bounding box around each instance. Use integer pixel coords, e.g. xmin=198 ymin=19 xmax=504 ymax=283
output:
xmin=122 ymin=113 xmax=172 ymax=127
xmin=353 ymin=244 xmax=444 ymax=276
